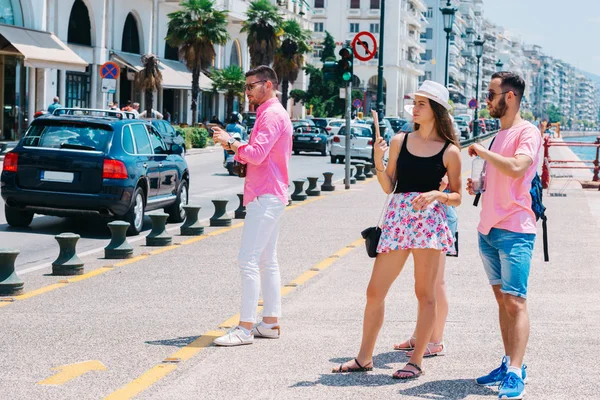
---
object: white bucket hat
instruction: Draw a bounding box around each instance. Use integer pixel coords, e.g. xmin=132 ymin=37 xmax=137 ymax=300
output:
xmin=408 ymin=80 xmax=452 ymax=111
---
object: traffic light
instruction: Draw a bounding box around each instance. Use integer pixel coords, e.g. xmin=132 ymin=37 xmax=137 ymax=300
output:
xmin=323 ymin=61 xmax=338 ymax=81
xmin=338 ymin=46 xmax=353 ymax=83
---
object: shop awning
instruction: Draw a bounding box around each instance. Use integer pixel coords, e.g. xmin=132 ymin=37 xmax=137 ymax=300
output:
xmin=111 ymin=51 xmax=213 ymax=91
xmin=0 ymin=24 xmax=87 ymax=72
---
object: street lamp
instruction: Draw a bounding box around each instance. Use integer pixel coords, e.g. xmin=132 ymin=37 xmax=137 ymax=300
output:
xmin=440 ymin=0 xmax=457 ymax=87
xmin=496 ymin=59 xmax=504 ymax=72
xmin=473 ymin=35 xmax=485 ymax=137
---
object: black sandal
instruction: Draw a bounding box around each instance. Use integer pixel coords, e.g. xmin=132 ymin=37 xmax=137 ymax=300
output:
xmin=392 ymin=362 xmax=423 ymax=380
xmin=332 ymin=358 xmax=373 ymax=373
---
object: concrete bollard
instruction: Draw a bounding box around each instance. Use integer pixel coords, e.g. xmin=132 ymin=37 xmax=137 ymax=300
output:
xmin=181 ymin=205 xmax=204 ymax=235
xmin=306 ymin=177 xmax=321 ymax=196
xmin=210 ymin=199 xmax=232 ymax=227
xmin=105 ymin=221 xmax=134 ymax=259
xmin=354 ymin=164 xmax=366 ymax=181
xmin=344 ymin=167 xmax=357 ymax=185
xmin=321 ymin=172 xmax=335 ymax=191
xmin=234 ymin=194 xmax=247 ymax=219
xmin=0 ymin=249 xmax=24 ymax=296
xmin=291 ymin=180 xmax=308 ymax=201
xmin=52 ymin=233 xmax=84 ymax=275
xmin=146 ymin=213 xmax=172 ymax=246
xmin=363 ymin=162 xmax=374 ymax=178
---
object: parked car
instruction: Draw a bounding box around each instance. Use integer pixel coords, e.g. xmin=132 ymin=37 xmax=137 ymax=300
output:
xmin=358 ymin=118 xmax=394 ymax=144
xmin=399 ymin=121 xmax=414 ymax=134
xmin=326 ymin=119 xmax=346 ymax=135
xmin=308 ymin=117 xmax=332 ymax=130
xmin=455 ymin=114 xmax=472 ymax=125
xmin=242 ymin=112 xmax=257 ymax=131
xmin=1 ymin=108 xmax=189 ymax=235
xmin=456 ymin=119 xmax=471 ymax=139
xmin=384 ymin=117 xmax=408 ymax=133
xmin=329 ymin=124 xmax=373 ymax=163
xmin=148 ymin=119 xmax=186 ymax=155
xmin=470 ymin=118 xmax=487 ymax=134
xmin=292 ymin=125 xmax=328 ymax=156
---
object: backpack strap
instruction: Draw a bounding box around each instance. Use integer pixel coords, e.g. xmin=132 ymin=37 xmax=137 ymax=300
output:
xmin=542 ymin=215 xmax=549 ymax=262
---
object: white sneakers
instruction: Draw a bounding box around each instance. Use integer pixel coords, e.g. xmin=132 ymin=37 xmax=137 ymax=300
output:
xmin=213 ymin=323 xmax=281 ymax=347
xmin=214 ymin=326 xmax=254 ymax=347
xmin=253 ymin=324 xmax=281 ymax=339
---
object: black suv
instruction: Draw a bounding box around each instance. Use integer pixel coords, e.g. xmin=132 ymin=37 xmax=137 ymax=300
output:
xmin=1 ymin=109 xmax=189 ymax=235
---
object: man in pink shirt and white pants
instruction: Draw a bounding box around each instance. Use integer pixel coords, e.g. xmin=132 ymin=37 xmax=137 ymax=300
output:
xmin=212 ymin=66 xmax=293 ymax=346
xmin=467 ymin=72 xmax=541 ymax=399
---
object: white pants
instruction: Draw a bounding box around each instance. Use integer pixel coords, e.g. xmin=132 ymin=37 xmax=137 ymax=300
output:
xmin=239 ymin=194 xmax=286 ymax=323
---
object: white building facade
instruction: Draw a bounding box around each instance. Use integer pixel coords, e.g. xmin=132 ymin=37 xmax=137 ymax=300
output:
xmin=309 ymin=0 xmax=427 ymax=117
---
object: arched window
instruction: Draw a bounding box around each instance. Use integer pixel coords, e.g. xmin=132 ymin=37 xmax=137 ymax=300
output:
xmin=122 ymin=13 xmax=140 ymax=54
xmin=229 ymin=40 xmax=241 ymax=67
xmin=67 ymin=0 xmax=92 ymax=46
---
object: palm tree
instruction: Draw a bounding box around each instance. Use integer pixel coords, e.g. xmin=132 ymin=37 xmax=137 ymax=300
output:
xmin=272 ymin=19 xmax=312 ymax=112
xmin=241 ymin=0 xmax=283 ymax=68
xmin=135 ymin=54 xmax=162 ymax=118
xmin=166 ymin=0 xmax=229 ymax=126
xmin=211 ymin=65 xmax=246 ymax=117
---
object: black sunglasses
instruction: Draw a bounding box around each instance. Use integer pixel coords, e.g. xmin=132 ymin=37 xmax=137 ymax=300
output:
xmin=245 ymin=80 xmax=268 ymax=91
xmin=486 ymin=91 xmax=515 ymax=101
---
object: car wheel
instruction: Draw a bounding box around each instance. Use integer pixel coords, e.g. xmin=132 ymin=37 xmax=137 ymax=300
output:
xmin=320 ymin=146 xmax=327 ymax=156
xmin=294 ymin=150 xmax=300 ymax=155
xmin=124 ymin=187 xmax=145 ymax=236
xmin=5 ymin=205 xmax=33 ymax=228
xmin=166 ymin=179 xmax=189 ymax=223
xmin=337 ymin=156 xmax=344 ymax=164
xmin=330 ymin=155 xmax=337 ymax=164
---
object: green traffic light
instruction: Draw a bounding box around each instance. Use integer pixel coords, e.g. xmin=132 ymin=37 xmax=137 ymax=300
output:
xmin=342 ymin=72 xmax=352 ymax=81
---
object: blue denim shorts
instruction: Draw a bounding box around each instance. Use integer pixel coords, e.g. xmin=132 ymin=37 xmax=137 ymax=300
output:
xmin=478 ymin=228 xmax=536 ymax=298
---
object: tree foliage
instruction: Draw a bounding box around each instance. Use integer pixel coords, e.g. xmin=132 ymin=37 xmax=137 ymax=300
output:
xmin=211 ymin=65 xmax=246 ymax=116
xmin=320 ymin=31 xmax=336 ymax=62
xmin=546 ymin=104 xmax=562 ymax=123
xmin=241 ymin=0 xmax=283 ymax=67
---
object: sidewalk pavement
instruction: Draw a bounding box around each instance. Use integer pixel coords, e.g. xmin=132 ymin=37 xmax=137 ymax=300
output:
xmin=0 ymin=143 xmax=598 ymax=400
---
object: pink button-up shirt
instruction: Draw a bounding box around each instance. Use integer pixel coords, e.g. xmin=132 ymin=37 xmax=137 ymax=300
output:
xmin=234 ymin=97 xmax=293 ymax=206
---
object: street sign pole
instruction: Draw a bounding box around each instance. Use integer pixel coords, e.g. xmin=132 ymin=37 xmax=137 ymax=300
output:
xmin=375 ymin=0 xmax=386 ymax=164
xmin=345 ymin=80 xmax=352 ymax=190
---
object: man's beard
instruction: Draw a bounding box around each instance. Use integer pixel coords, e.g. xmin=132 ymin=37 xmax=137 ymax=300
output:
xmin=489 ymin=97 xmax=507 ymax=118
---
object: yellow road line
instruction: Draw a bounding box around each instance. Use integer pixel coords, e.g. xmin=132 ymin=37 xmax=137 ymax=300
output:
xmin=38 ymin=360 xmax=106 ymax=386
xmin=104 ymin=237 xmax=363 ymax=399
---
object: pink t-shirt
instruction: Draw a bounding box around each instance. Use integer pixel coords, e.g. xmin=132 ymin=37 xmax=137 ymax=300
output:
xmin=234 ymin=97 xmax=293 ymax=206
xmin=478 ymin=121 xmax=542 ymax=235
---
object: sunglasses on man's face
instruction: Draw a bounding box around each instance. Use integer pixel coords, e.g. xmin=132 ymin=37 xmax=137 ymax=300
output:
xmin=486 ymin=90 xmax=514 ymax=101
xmin=245 ymin=80 xmax=268 ymax=91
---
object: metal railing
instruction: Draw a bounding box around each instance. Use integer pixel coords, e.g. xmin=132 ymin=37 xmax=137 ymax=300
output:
xmin=541 ymin=136 xmax=600 ymax=188
xmin=459 ymin=129 xmax=499 ymax=147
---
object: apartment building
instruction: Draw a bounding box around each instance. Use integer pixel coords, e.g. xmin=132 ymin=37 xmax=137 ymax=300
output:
xmin=310 ymin=0 xmax=427 ymax=117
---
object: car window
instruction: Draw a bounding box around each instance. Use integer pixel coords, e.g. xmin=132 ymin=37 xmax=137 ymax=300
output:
xmin=131 ymin=124 xmax=152 ymax=154
xmin=338 ymin=126 xmax=372 ymax=137
xmin=148 ymin=127 xmax=167 ymax=154
xmin=22 ymin=123 xmax=111 ymax=151
xmin=122 ymin=127 xmax=135 ymax=153
xmin=330 ymin=121 xmax=344 ymax=127
xmin=153 ymin=121 xmax=167 ymax=135
xmin=312 ymin=119 xmax=328 ymax=128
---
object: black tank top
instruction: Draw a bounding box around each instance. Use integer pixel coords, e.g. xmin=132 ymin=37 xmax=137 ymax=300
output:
xmin=394 ymin=133 xmax=451 ymax=193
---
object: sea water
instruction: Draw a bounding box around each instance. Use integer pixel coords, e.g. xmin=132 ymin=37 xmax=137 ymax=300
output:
xmin=563 ymin=135 xmax=599 ymax=171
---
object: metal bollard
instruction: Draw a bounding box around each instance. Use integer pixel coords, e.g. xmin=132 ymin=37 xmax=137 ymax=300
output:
xmin=291 ymin=180 xmax=308 ymax=201
xmin=105 ymin=221 xmax=134 ymax=259
xmin=52 ymin=233 xmax=84 ymax=275
xmin=181 ymin=205 xmax=204 ymax=236
xmin=363 ymin=162 xmax=374 ymax=178
xmin=0 ymin=249 xmax=24 ymax=296
xmin=354 ymin=164 xmax=366 ymax=181
xmin=344 ymin=166 xmax=357 ymax=185
xmin=306 ymin=177 xmax=321 ymax=196
xmin=210 ymin=199 xmax=232 ymax=227
xmin=321 ymin=172 xmax=335 ymax=191
xmin=146 ymin=213 xmax=172 ymax=246
xmin=234 ymin=194 xmax=246 ymax=219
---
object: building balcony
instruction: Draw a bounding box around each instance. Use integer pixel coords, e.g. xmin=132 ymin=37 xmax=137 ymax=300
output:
xmin=404 ymin=34 xmax=425 ymax=53
xmin=407 ymin=0 xmax=427 ymax=13
xmin=461 ymin=48 xmax=474 ymax=58
xmin=401 ymin=59 xmax=425 ymax=76
xmin=215 ymin=0 xmax=248 ymax=20
xmin=403 ymin=10 xmax=424 ymax=30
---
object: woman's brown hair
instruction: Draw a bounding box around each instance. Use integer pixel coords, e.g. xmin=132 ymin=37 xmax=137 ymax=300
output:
xmin=414 ymin=99 xmax=461 ymax=149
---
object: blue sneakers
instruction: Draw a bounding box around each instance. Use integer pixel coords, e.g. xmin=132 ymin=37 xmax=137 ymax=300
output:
xmin=476 ymin=357 xmax=529 ymax=386
xmin=498 ymin=372 xmax=526 ymax=399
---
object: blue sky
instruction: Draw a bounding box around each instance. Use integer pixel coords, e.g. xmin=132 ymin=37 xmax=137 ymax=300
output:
xmin=483 ymin=0 xmax=600 ymax=76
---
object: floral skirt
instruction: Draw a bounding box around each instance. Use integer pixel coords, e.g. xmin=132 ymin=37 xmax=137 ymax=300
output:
xmin=376 ymin=192 xmax=454 ymax=253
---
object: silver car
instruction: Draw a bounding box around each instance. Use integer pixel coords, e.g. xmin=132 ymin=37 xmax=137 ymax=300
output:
xmin=328 ymin=124 xmax=373 ymax=164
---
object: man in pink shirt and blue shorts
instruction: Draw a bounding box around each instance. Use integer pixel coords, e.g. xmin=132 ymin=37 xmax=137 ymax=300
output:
xmin=466 ymin=72 xmax=541 ymax=399
xmin=211 ymin=66 xmax=293 ymax=347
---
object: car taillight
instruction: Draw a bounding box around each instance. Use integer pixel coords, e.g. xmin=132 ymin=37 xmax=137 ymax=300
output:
xmin=103 ymin=159 xmax=128 ymax=179
xmin=3 ymin=152 xmax=18 ymax=172
xmin=326 ymin=127 xmax=332 ymax=131
xmin=333 ymin=136 xmax=341 ymax=143
xmin=368 ymin=139 xmax=373 ymax=145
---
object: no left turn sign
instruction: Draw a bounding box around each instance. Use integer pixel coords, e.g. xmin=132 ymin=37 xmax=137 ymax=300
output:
xmin=352 ymin=31 xmax=378 ymax=62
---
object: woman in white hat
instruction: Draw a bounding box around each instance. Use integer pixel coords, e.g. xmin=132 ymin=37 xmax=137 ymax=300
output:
xmin=333 ymin=81 xmax=462 ymax=379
